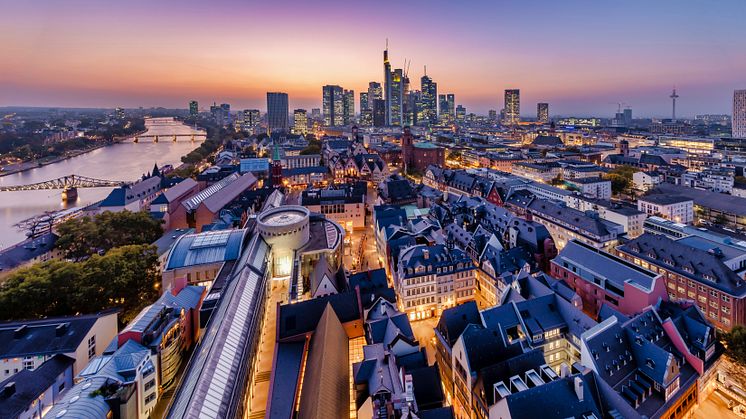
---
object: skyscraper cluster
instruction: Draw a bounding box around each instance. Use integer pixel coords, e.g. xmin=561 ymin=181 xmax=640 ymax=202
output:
xmin=322 ymin=85 xmax=355 ymax=127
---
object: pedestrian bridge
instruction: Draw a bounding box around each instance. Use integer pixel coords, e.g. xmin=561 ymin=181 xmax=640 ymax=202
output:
xmin=133 ymin=133 xmax=206 ymax=143
xmin=0 ymin=174 xmax=128 ymax=201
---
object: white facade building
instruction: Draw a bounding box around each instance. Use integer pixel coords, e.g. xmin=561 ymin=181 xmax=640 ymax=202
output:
xmin=637 ymin=195 xmax=693 ymax=224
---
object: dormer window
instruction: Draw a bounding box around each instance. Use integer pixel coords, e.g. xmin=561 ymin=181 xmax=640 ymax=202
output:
xmin=703 ymin=274 xmax=715 ymax=282
xmin=664 ymin=259 xmax=675 ymax=267
xmin=683 ymin=266 xmax=694 ymax=274
xmin=647 ymin=252 xmax=656 ymax=259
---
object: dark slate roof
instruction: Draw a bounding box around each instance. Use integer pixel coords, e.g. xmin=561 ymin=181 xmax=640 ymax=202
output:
xmin=639 ymin=154 xmax=668 ymax=166
xmin=436 ymin=301 xmax=481 ymax=347
xmin=267 ymin=341 xmax=305 ymax=418
xmin=528 ymin=199 xmax=618 ymax=238
xmin=410 ymin=365 xmax=446 ymax=410
xmin=277 ymin=291 xmax=361 ymax=341
xmin=0 ymin=354 xmax=74 ymax=419
xmin=0 ymin=232 xmax=58 ymax=272
xmin=418 ymin=407 xmax=455 ymax=419
xmin=474 ymin=349 xmax=546 ymax=406
xmin=460 ymin=324 xmax=523 ymax=375
xmin=531 ymin=135 xmax=563 ymax=146
xmin=554 ymin=240 xmax=658 ymax=292
xmin=652 ymin=183 xmax=746 ymax=216
xmin=0 ymin=311 xmax=116 ymax=359
xmin=348 ymin=269 xmax=395 ymax=308
xmin=502 ymin=374 xmax=603 ymax=419
xmin=382 ymin=178 xmax=417 ymax=202
xmin=618 ymin=233 xmax=746 ymax=297
xmin=638 ymin=194 xmax=692 ymax=205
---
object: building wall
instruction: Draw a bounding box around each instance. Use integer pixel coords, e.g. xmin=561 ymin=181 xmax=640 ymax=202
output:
xmin=397 ymin=268 xmax=477 ymax=321
xmin=162 ymin=262 xmax=222 ymax=291
xmin=637 ymin=199 xmax=693 ymax=224
xmin=73 ymin=313 xmax=119 ymax=377
xmin=551 ymin=262 xmax=666 ymax=317
xmin=616 ymin=250 xmax=744 ymax=331
xmin=304 ymin=202 xmax=365 ymax=230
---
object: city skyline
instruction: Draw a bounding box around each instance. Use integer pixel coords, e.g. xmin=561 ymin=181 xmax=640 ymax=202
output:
xmin=2 ymin=0 xmax=746 ymax=117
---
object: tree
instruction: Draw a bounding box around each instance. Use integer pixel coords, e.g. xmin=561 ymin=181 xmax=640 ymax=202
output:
xmin=0 ymin=244 xmax=160 ymax=324
xmin=55 ymin=210 xmax=163 ymax=260
xmin=604 ymin=165 xmax=638 ymax=195
xmin=725 ymin=325 xmax=746 ymax=366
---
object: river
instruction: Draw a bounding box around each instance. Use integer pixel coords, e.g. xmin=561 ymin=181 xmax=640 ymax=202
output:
xmin=0 ymin=118 xmax=205 ymax=248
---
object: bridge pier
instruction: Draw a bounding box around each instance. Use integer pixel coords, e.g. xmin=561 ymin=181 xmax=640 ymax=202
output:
xmin=154 ymin=135 xmax=159 ymax=143
xmin=173 ymin=135 xmax=177 ymax=142
xmin=134 ymin=137 xmax=139 ymax=143
xmin=62 ymin=187 xmax=78 ymax=202
xmin=191 ymin=135 xmax=195 ymax=142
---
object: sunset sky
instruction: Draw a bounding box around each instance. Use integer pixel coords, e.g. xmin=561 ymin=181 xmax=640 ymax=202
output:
xmin=2 ymin=0 xmax=745 ymax=117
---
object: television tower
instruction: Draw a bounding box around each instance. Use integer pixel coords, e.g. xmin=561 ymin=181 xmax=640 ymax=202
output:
xmin=670 ymin=87 xmax=679 ymax=121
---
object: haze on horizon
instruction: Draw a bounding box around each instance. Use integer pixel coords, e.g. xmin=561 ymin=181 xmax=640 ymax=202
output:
xmin=1 ymin=0 xmax=745 ymax=118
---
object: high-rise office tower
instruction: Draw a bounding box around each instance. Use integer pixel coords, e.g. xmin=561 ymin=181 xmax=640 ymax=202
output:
xmin=311 ymin=108 xmax=321 ymax=120
xmin=537 ymin=102 xmax=549 ymax=123
xmin=343 ymin=89 xmax=355 ymax=125
xmin=243 ymin=109 xmax=261 ymax=129
xmin=623 ymin=108 xmax=633 ymax=127
xmin=368 ymin=82 xmax=383 ymax=108
xmin=266 ymin=92 xmax=289 ymax=133
xmin=372 ymin=99 xmax=386 ymax=127
xmin=447 ymin=94 xmax=455 ymax=119
xmin=360 ymin=92 xmax=369 ymax=112
xmin=405 ymin=90 xmax=421 ymax=126
xmin=735 ymin=90 xmax=746 ymax=139
xmin=322 ymin=85 xmax=344 ymax=126
xmin=504 ymin=89 xmax=520 ymax=125
xmin=420 ymin=71 xmax=437 ymax=125
xmin=439 ymin=94 xmax=448 ymax=121
xmin=189 ymin=100 xmax=198 ymax=116
xmin=383 ymin=45 xmax=393 ymax=125
xmin=293 ymin=109 xmax=308 ymax=135
xmin=389 ymin=68 xmax=404 ymax=125
xmin=488 ymin=109 xmax=497 ymax=122
xmin=456 ymin=105 xmax=466 ymax=122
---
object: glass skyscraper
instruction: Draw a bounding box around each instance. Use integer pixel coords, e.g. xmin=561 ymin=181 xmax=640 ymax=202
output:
xmin=266 ymin=92 xmax=289 ymax=133
xmin=322 ymin=85 xmax=344 ymax=126
xmin=504 ymin=89 xmax=520 ymax=125
xmin=420 ymin=73 xmax=437 ymax=125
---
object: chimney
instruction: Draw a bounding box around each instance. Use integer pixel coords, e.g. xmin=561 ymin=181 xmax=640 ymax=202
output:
xmin=55 ymin=323 xmax=69 ymax=337
xmin=423 ymin=249 xmax=429 ymax=260
xmin=574 ymin=376 xmax=584 ymax=402
xmin=13 ymin=325 xmax=27 ymax=339
xmin=172 ymin=276 xmax=188 ymax=296
xmin=3 ymin=382 xmax=15 ymax=398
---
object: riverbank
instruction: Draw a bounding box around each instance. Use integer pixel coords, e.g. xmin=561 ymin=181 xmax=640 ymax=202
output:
xmin=0 ymin=130 xmax=146 ymax=178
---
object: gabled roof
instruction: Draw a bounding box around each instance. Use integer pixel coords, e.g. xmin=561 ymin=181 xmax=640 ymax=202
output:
xmin=298 ymin=304 xmax=350 ymax=419
xmin=436 ymin=301 xmax=481 ymax=347
xmin=0 ymin=310 xmax=117 ymax=359
xmin=0 ymin=354 xmax=74 ymax=418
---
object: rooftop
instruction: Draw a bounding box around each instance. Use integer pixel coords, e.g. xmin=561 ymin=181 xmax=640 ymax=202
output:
xmin=165 ymin=229 xmax=247 ymax=270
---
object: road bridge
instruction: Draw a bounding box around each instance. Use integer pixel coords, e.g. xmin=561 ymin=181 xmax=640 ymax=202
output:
xmin=0 ymin=174 xmax=128 ymax=201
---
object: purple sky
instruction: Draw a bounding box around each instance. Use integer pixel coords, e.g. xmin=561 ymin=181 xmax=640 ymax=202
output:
xmin=1 ymin=0 xmax=745 ymax=117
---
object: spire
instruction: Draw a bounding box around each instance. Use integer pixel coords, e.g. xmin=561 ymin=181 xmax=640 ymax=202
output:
xmin=272 ymin=137 xmax=281 ymax=162
xmin=152 ymin=163 xmax=161 ymax=178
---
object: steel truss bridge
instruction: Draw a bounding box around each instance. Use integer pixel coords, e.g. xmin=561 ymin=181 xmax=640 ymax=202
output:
xmin=0 ymin=174 xmax=127 ymax=192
